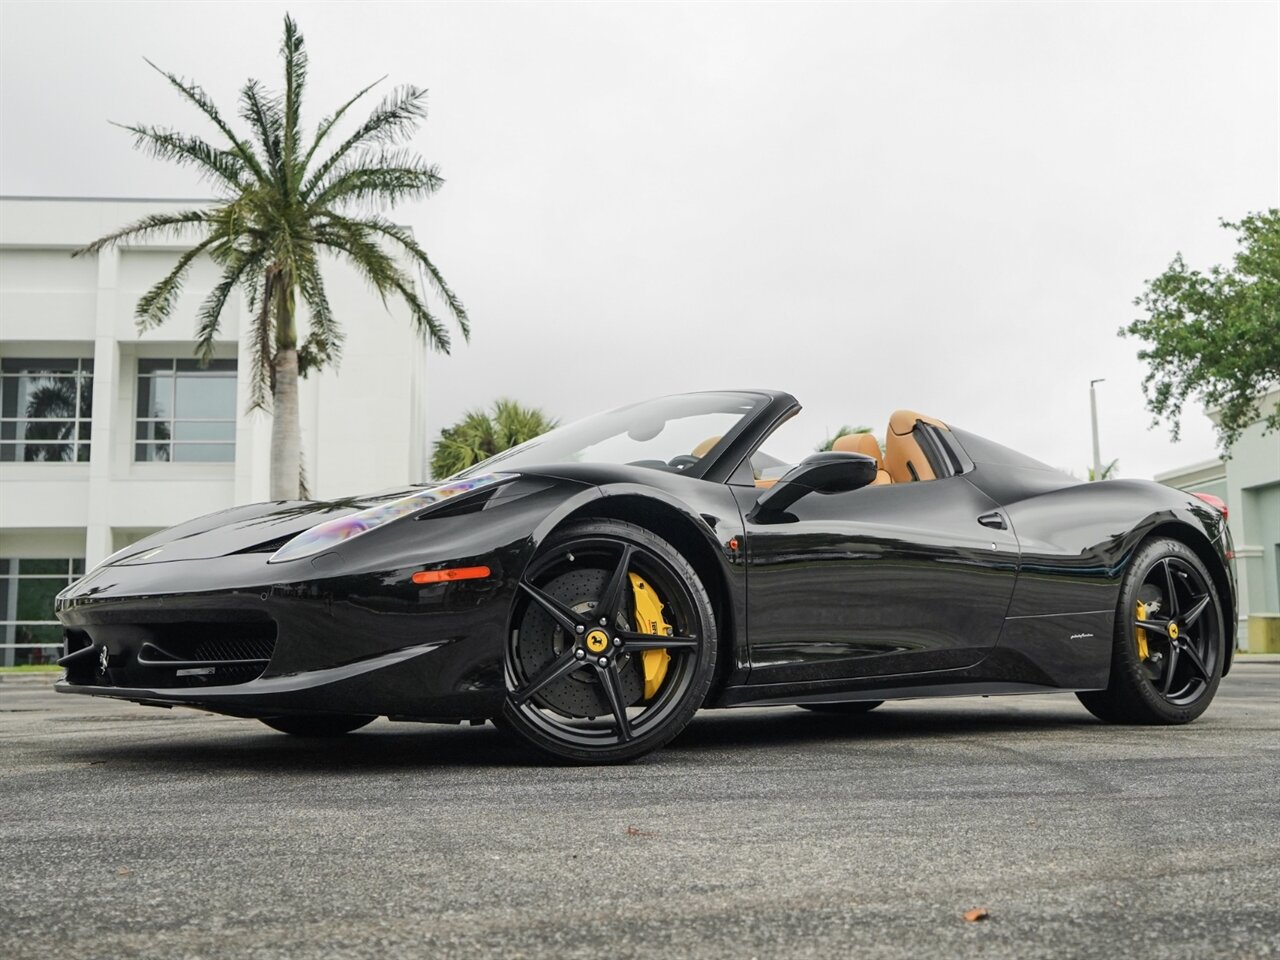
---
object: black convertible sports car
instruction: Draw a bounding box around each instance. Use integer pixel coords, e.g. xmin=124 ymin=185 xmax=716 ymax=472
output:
xmin=55 ymin=390 xmax=1236 ymax=763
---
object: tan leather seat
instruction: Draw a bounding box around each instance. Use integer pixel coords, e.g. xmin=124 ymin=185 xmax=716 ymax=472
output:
xmin=884 ymin=409 xmax=947 ymax=483
xmin=831 ymin=433 xmax=892 ymax=485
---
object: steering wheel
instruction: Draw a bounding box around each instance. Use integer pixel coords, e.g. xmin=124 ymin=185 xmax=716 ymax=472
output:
xmin=666 ymin=455 xmax=701 ymax=472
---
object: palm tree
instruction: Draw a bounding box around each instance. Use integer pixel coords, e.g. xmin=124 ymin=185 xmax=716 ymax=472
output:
xmin=77 ymin=15 xmax=468 ymax=499
xmin=1088 ymin=458 xmax=1120 ymax=481
xmin=431 ymin=399 xmax=557 ymax=480
xmin=816 ymin=425 xmax=873 ymax=452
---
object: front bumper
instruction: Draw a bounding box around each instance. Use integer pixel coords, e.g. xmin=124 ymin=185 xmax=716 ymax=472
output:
xmin=54 ymin=639 xmax=503 ymax=719
xmin=54 ymin=534 xmax=529 ymax=721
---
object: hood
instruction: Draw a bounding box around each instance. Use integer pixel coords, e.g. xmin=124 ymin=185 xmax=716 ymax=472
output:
xmin=108 ymin=488 xmax=421 ymax=566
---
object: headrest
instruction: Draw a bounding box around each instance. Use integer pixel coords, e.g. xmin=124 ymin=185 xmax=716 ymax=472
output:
xmin=691 ymin=435 xmax=722 ymax=458
xmin=832 ymin=432 xmax=884 ymax=467
xmin=888 ymin=409 xmax=948 ymax=436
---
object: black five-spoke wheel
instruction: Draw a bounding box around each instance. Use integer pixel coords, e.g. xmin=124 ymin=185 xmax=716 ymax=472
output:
xmin=498 ymin=519 xmax=718 ymax=763
xmin=1078 ymin=537 xmax=1225 ymax=725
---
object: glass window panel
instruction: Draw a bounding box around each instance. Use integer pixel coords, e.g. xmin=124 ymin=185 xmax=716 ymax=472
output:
xmin=18 ymin=559 xmax=66 ymax=576
xmin=0 ymin=422 xmax=14 ymax=441
xmin=22 ymin=441 xmax=74 ymax=462
xmin=76 ymin=442 xmax=91 ymax=462
xmin=172 ymin=420 xmax=235 ymax=442
xmin=0 ymin=443 xmax=15 ymax=462
xmin=78 ymin=421 xmax=92 ymax=440
xmin=15 ymin=623 xmax=63 ymax=644
xmin=0 ymin=376 xmax=16 ymax=418
xmin=77 ymin=376 xmax=93 ymax=419
xmin=135 ymin=420 xmax=172 ymax=442
xmin=137 ymin=359 xmax=173 ymax=375
xmin=175 ymin=358 xmax=236 ymax=372
xmin=135 ymin=442 xmax=172 ymax=462
xmin=15 ymin=420 xmax=75 ymax=443
xmin=71 ymin=559 xmax=85 ymax=576
xmin=136 ymin=373 xmax=174 ymax=419
xmin=174 ymin=374 xmax=236 ymax=419
xmin=15 ymin=576 xmax=65 ymax=622
xmin=172 ymin=442 xmax=235 ymax=462
xmin=6 ymin=375 xmax=78 ymax=419
xmin=0 ymin=358 xmax=82 ymax=376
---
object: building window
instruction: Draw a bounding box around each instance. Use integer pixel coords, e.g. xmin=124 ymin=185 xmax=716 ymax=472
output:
xmin=0 ymin=558 xmax=83 ymax=667
xmin=135 ymin=358 xmax=237 ymax=462
xmin=0 ymin=357 xmax=94 ymax=462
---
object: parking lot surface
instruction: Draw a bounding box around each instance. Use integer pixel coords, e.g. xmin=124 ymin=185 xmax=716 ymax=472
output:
xmin=1 ymin=664 xmax=1277 ymax=960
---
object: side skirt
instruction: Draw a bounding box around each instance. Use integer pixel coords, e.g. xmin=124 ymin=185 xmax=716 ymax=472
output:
xmin=715 ymin=679 xmax=1100 ymax=709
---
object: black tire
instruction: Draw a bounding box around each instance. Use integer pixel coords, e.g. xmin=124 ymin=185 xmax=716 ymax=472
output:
xmin=798 ymin=701 xmax=884 ymax=715
xmin=499 ymin=519 xmax=719 ymax=764
xmin=1077 ymin=538 xmax=1225 ymax=725
xmin=259 ymin=715 xmax=376 ymax=737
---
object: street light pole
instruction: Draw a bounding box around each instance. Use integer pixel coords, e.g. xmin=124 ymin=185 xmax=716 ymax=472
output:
xmin=1090 ymin=378 xmax=1105 ymax=481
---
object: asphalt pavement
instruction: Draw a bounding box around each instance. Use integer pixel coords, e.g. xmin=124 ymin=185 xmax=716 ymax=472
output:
xmin=1 ymin=664 xmax=1277 ymax=960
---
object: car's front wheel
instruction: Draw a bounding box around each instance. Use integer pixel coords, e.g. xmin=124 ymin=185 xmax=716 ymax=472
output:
xmin=498 ymin=519 xmax=719 ymax=764
xmin=1077 ymin=538 xmax=1225 ymax=725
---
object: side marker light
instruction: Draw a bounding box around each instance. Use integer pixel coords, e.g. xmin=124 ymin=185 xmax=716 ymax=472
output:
xmin=412 ymin=566 xmax=491 ymax=585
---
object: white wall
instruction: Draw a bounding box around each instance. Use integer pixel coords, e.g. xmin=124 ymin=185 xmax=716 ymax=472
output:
xmin=0 ymin=196 xmax=430 ymax=567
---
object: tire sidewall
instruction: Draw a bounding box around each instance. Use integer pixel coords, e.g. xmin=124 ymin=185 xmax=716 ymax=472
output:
xmin=500 ymin=519 xmax=719 ymax=764
xmin=1113 ymin=539 xmax=1224 ymax=723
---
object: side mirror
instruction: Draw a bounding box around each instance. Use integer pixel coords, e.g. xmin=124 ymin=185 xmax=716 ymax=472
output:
xmin=752 ymin=451 xmax=878 ymax=517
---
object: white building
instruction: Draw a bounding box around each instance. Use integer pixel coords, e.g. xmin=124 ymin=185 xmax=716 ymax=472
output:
xmin=0 ymin=196 xmax=431 ymax=665
xmin=1155 ymin=388 xmax=1280 ymax=652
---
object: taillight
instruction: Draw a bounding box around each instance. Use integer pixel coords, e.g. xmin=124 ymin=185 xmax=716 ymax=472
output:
xmin=1192 ymin=492 xmax=1228 ymax=520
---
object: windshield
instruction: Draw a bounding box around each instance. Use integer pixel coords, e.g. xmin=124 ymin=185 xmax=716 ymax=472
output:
xmin=451 ymin=391 xmax=768 ymax=479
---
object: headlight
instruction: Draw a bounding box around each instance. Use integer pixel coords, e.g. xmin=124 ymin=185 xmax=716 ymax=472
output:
xmin=268 ymin=473 xmax=517 ymax=564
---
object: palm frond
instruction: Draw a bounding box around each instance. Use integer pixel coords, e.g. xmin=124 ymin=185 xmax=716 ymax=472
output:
xmin=281 ymin=14 xmax=307 ymax=184
xmin=145 ymin=58 xmax=270 ymax=185
xmin=195 ymin=246 xmax=266 ymax=363
xmin=307 ymin=150 xmax=443 ymax=209
xmin=343 ymin=214 xmax=469 ymax=334
xmin=135 ymin=235 xmax=219 ymax=330
xmin=387 ymin=270 xmax=452 ymax=353
xmin=246 ymin=268 xmax=278 ymax=410
xmin=302 ymin=85 xmax=429 ymax=198
xmin=114 ymin=123 xmax=250 ymax=192
xmin=313 ymin=217 xmax=405 ymax=296
xmin=75 ymin=209 xmax=211 ymax=255
xmin=238 ymin=79 xmax=284 ymax=183
xmin=299 ymin=76 xmax=385 ymax=175
xmin=295 ymin=248 xmax=343 ymax=374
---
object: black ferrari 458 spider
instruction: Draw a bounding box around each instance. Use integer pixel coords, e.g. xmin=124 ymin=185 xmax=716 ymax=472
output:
xmin=56 ymin=390 xmax=1235 ymax=763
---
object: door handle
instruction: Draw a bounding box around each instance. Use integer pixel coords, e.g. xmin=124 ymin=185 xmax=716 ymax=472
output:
xmin=977 ymin=511 xmax=1007 ymax=530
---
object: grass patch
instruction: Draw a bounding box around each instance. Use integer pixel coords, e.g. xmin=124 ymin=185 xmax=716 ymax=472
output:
xmin=0 ymin=664 xmax=62 ymax=674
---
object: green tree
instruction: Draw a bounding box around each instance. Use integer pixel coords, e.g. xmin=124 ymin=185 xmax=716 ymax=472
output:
xmin=1123 ymin=210 xmax=1280 ymax=452
xmin=431 ymin=399 xmax=557 ymax=480
xmin=816 ymin=425 xmax=872 ymax=452
xmin=78 ymin=15 xmax=468 ymax=498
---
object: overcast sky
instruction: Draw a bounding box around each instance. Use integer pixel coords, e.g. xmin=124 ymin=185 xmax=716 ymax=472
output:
xmin=2 ymin=0 xmax=1277 ymax=476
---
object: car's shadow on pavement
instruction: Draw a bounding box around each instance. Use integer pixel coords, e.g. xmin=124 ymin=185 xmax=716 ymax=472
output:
xmin=54 ymin=700 xmax=1101 ymax=772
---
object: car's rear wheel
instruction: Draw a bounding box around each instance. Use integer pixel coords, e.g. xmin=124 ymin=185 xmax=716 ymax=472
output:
xmin=798 ymin=701 xmax=884 ymax=715
xmin=259 ymin=715 xmax=376 ymax=737
xmin=498 ymin=519 xmax=718 ymax=764
xmin=1077 ymin=538 xmax=1224 ymax=725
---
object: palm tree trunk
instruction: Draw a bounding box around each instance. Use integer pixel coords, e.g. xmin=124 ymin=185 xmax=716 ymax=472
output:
xmin=269 ymin=269 xmax=302 ymax=500
xmin=269 ymin=347 xmax=302 ymax=499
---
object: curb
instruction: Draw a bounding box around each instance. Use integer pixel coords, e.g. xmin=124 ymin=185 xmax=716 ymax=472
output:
xmin=0 ymin=673 xmax=62 ymax=685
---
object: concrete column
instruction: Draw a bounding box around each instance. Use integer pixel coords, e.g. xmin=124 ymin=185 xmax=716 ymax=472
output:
xmin=84 ymin=248 xmax=119 ymax=566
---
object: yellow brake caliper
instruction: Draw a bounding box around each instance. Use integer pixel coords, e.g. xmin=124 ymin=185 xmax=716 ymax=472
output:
xmin=1135 ymin=600 xmax=1150 ymax=661
xmin=628 ymin=572 xmax=672 ymax=700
